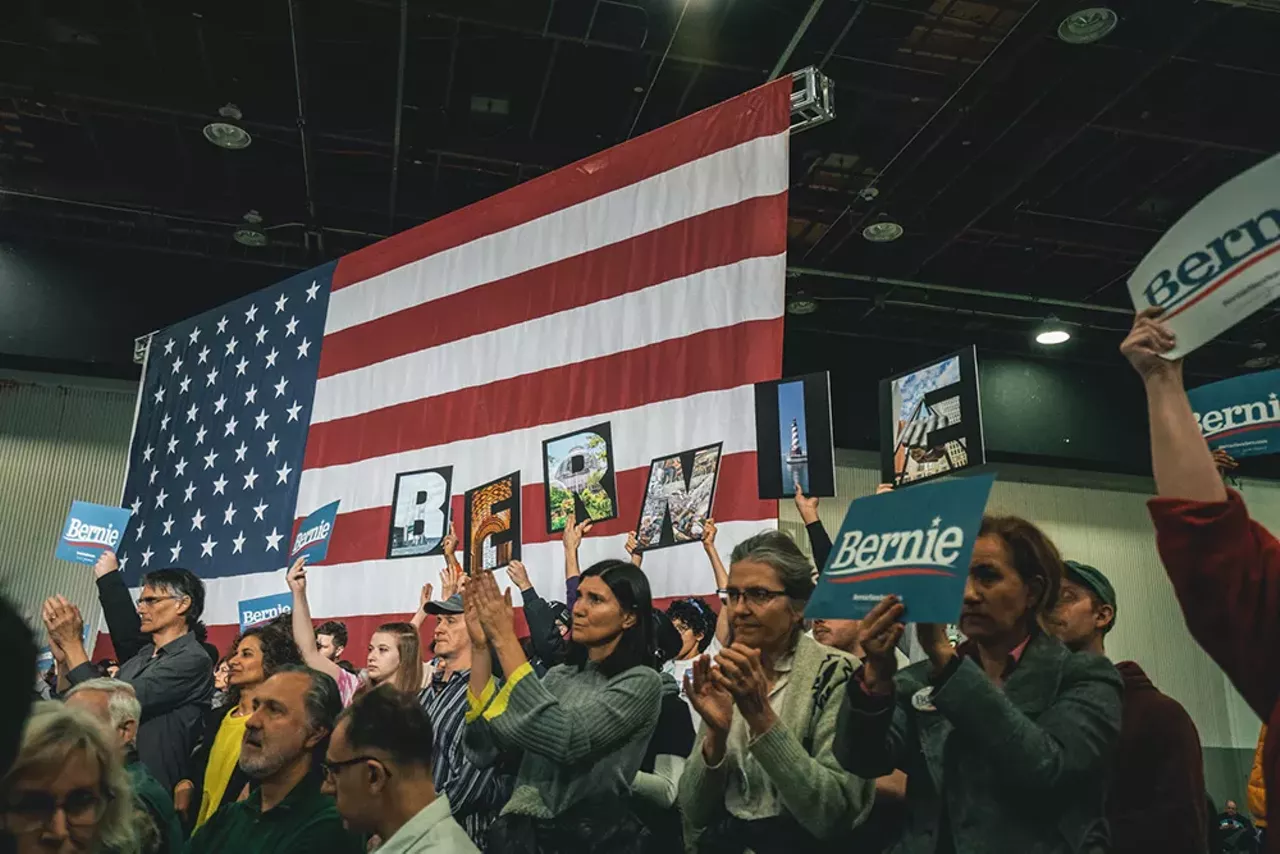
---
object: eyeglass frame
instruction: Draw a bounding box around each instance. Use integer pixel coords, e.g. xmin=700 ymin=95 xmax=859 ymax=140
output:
xmin=0 ymin=788 xmax=113 ymax=831
xmin=321 ymin=755 xmax=393 ymax=781
xmin=134 ymin=594 xmax=183 ymax=609
xmin=718 ymin=587 xmax=791 ymax=607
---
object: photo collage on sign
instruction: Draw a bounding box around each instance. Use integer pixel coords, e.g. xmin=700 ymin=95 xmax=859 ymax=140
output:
xmin=879 ymin=346 xmax=985 ymax=487
xmin=386 ymin=467 xmax=453 ymax=559
xmin=464 ymin=471 xmax=522 ymax=574
xmin=752 ymin=372 xmax=836 ymax=500
xmin=542 ymin=422 xmax=618 ymax=533
xmin=635 ymin=443 xmax=723 ymax=551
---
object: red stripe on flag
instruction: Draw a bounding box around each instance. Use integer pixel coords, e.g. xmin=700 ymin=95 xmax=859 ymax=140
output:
xmin=330 ymin=81 xmax=790 ymax=291
xmin=313 ymin=452 xmax=770 ymax=565
xmin=318 ymin=193 xmax=787 ymax=379
xmin=303 ymin=317 xmax=784 ymax=470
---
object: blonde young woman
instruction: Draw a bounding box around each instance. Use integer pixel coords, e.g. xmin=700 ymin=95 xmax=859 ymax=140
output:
xmin=288 ymin=557 xmax=423 ymax=706
xmin=0 ymin=701 xmax=138 ymax=854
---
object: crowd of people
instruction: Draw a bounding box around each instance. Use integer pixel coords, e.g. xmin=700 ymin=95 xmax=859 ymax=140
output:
xmin=1 ymin=307 xmax=1278 ymax=854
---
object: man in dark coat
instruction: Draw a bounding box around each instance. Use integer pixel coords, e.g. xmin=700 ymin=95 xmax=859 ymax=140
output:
xmin=1050 ymin=560 xmax=1208 ymax=854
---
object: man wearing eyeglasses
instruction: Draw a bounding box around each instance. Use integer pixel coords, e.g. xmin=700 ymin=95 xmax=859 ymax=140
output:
xmin=43 ymin=551 xmax=213 ymax=792
xmin=321 ymin=685 xmax=478 ymax=853
xmin=187 ymin=666 xmax=361 ymax=854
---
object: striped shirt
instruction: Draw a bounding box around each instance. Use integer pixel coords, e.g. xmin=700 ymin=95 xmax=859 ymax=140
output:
xmin=419 ymin=659 xmax=510 ymax=847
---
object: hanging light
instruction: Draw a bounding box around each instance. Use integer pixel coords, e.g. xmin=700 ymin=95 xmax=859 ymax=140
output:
xmin=233 ymin=210 xmax=268 ymax=247
xmin=862 ymin=219 xmax=904 ymax=243
xmin=1058 ymin=8 xmax=1118 ymax=44
xmin=1035 ymin=317 xmax=1071 ymax=345
xmin=787 ymin=294 xmax=818 ymax=315
xmin=203 ymin=103 xmax=252 ymax=150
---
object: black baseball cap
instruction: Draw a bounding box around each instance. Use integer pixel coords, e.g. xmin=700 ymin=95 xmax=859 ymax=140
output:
xmin=1063 ymin=560 xmax=1117 ymax=629
xmin=424 ymin=593 xmax=464 ymax=615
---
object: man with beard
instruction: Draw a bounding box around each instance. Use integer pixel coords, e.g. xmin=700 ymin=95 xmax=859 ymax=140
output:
xmin=186 ymin=666 xmax=361 ymax=854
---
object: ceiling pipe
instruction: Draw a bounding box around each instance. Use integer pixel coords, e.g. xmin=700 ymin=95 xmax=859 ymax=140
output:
xmin=287 ymin=0 xmax=324 ymax=256
xmin=388 ymin=0 xmax=409 ymax=230
xmin=768 ymin=0 xmax=827 ymax=81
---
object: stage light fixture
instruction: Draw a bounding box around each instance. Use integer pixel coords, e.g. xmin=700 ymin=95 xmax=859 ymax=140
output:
xmin=1058 ymin=8 xmax=1117 ymax=44
xmin=203 ymin=103 xmax=252 ymax=150
xmin=862 ymin=220 xmax=904 ymax=242
xmin=1035 ymin=317 xmax=1071 ymax=346
xmin=233 ymin=210 xmax=268 ymax=247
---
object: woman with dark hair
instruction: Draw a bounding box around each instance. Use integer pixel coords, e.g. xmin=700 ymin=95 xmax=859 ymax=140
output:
xmin=174 ymin=622 xmax=302 ymax=830
xmin=678 ymin=530 xmax=874 ymax=854
xmin=463 ymin=560 xmax=661 ymax=853
xmin=835 ymin=514 xmax=1124 ymax=854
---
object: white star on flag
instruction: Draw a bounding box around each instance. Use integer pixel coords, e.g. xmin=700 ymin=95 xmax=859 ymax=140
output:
xmin=232 ymin=531 xmax=246 ymax=554
xmin=296 ymin=338 xmax=311 ymax=358
xmin=135 ymin=521 xmax=145 ymax=540
xmin=162 ymin=515 xmax=174 ymax=536
xmin=119 ymin=555 xmax=129 ymax=572
xmin=216 ymin=315 xmax=228 ymax=334
xmin=200 ymin=535 xmax=218 ymax=557
xmin=255 ymin=325 xmax=269 ymax=345
xmin=213 ymin=395 xmax=228 ymax=414
xmin=243 ymin=467 xmax=259 ymax=490
xmin=174 ymin=457 xmax=188 ymax=477
xmin=265 ymin=348 xmax=279 ymax=368
xmin=141 ymin=546 xmax=154 ymax=567
xmin=171 ymin=357 xmax=183 ymax=375
xmin=286 ymin=401 xmax=302 ymax=422
xmin=170 ymin=541 xmax=183 ymax=561
xmin=179 ymin=376 xmax=191 ymax=394
xmin=245 ymin=304 xmax=258 ymax=323
xmin=265 ymin=528 xmax=283 ymax=551
xmin=153 ymin=386 xmax=165 ymax=404
xmin=206 ymin=368 xmax=219 ymax=386
xmin=274 ymin=376 xmax=288 ymax=398
xmin=203 ymin=450 xmax=218 ymax=470
xmin=186 ymin=403 xmax=198 ymax=423
xmin=142 ymin=445 xmax=154 ymax=462
xmin=255 ymin=409 xmax=269 ymax=431
xmin=275 ymin=293 xmax=288 ymax=314
xmin=160 ymin=413 xmax=171 ymax=431
xmin=167 ymin=436 xmax=179 ymax=454
xmin=130 ymin=497 xmax=142 ymax=514
xmin=224 ymin=416 xmax=238 ymax=437
xmin=226 ymin=337 xmax=239 ymax=356
xmin=191 ymin=509 xmax=206 ymax=531
xmin=306 ymin=281 xmax=319 ymax=301
xmin=224 ymin=503 xmax=237 ymax=525
xmin=149 ymin=467 xmax=158 ymax=485
xmin=189 ymin=326 xmax=201 ymax=344
xmin=155 ymin=489 xmax=168 ymax=509
xmin=197 ymin=346 xmax=210 ymax=365
xmin=245 ymin=385 xmax=257 ymax=405
xmin=266 ymin=434 xmax=279 ymax=456
xmin=252 ymin=499 xmax=269 ymax=521
xmin=195 ymin=425 xmax=208 ymax=446
xmin=213 ymin=474 xmax=228 ymax=495
xmin=183 ymin=482 xmax=196 ymax=503
xmin=163 ymin=339 xmax=175 ymax=356
xmin=276 ymin=463 xmax=292 ymax=484
xmin=234 ymin=442 xmax=249 ymax=462
xmin=235 ymin=357 xmax=249 ymax=377
xmin=285 ymin=316 xmax=299 ymax=337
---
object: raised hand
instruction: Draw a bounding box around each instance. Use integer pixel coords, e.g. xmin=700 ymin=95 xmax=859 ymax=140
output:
xmin=286 ymin=555 xmax=308 ymax=594
xmin=461 ymin=577 xmax=488 ymax=649
xmin=440 ymin=562 xmax=462 ymax=599
xmin=875 ymin=483 xmax=895 ymax=496
xmin=793 ymin=483 xmax=820 ymax=524
xmin=469 ymin=568 xmax=517 ymax=646
xmin=685 ymin=654 xmax=734 ymax=734
xmin=917 ymin=622 xmax=956 ymax=673
xmin=42 ymin=596 xmax=85 ymax=657
xmin=1120 ymin=307 xmax=1180 ymax=380
xmin=858 ymin=595 xmax=906 ymax=694
xmin=505 ymin=559 xmax=532 ymax=592
xmin=701 ymin=517 xmax=718 ymax=549
xmin=92 ymin=550 xmax=119 ymax=580
xmin=625 ymin=531 xmax=643 ymax=566
xmin=714 ymin=644 xmax=775 ymax=732
xmin=418 ymin=583 xmax=434 ymax=611
xmin=441 ymin=522 xmax=459 ymax=561
xmin=562 ymin=512 xmax=593 ymax=553
xmin=1213 ymin=448 xmax=1239 ymax=475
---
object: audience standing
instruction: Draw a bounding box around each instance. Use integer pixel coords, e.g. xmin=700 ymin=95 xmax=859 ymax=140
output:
xmin=288 ymin=556 xmax=423 ymax=705
xmin=1122 ymin=307 xmax=1280 ymax=854
xmin=322 ymin=685 xmax=479 ymax=853
xmin=315 ymin=621 xmax=349 ymax=668
xmin=835 ymin=515 xmax=1123 ymax=854
xmin=64 ymin=678 xmax=182 ymax=854
xmin=463 ymin=562 xmax=660 ymax=852
xmin=185 ymin=666 xmax=360 ymax=854
xmin=1049 ymin=559 xmax=1208 ymax=853
xmin=0 ymin=701 xmax=138 ymax=854
xmin=43 ymin=551 xmax=212 ymax=791
xmin=677 ymin=530 xmax=873 ymax=853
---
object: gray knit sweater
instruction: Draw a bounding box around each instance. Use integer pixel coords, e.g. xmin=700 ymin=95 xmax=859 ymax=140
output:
xmin=463 ymin=659 xmax=661 ymax=819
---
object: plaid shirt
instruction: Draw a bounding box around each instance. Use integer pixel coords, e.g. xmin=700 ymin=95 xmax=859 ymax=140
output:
xmin=419 ymin=660 xmax=510 ymax=847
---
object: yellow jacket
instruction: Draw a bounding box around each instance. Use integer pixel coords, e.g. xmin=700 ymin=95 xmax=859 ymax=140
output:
xmin=1249 ymin=724 xmax=1267 ymax=826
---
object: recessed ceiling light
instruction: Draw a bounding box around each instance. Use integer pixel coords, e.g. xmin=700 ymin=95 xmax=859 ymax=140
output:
xmin=862 ymin=220 xmax=904 ymax=242
xmin=1058 ymin=8 xmax=1118 ymax=44
xmin=1036 ymin=329 xmax=1070 ymax=345
xmin=1242 ymin=355 xmax=1280 ymax=369
xmin=203 ymin=103 xmax=252 ymax=150
xmin=787 ymin=296 xmax=818 ymax=315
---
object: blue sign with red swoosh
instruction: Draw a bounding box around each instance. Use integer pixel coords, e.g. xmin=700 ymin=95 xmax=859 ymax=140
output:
xmin=56 ymin=501 xmax=132 ymax=565
xmin=1189 ymin=368 xmax=1280 ymax=459
xmin=806 ymin=473 xmax=996 ymax=624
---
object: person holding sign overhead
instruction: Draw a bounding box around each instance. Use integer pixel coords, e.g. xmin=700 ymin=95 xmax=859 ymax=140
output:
xmin=833 ymin=516 xmax=1123 ymax=854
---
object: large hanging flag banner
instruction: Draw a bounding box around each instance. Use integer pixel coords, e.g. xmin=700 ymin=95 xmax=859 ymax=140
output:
xmin=807 ymin=474 xmax=996 ymax=624
xmin=111 ymin=80 xmax=789 ymax=654
xmin=1188 ymin=368 xmax=1280 ymax=458
xmin=1127 ymin=152 xmax=1280 ymax=358
xmin=879 ymin=347 xmax=985 ymax=487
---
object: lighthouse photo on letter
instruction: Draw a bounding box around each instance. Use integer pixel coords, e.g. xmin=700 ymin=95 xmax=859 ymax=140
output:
xmin=752 ymin=372 xmax=835 ymax=499
xmin=778 ymin=381 xmax=810 ymax=494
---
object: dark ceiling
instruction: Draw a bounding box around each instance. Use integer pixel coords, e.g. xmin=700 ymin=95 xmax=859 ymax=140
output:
xmin=1 ymin=0 xmax=1279 ymax=383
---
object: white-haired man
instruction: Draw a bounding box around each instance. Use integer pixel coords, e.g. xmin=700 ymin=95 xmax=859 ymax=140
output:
xmin=65 ymin=678 xmax=183 ymax=854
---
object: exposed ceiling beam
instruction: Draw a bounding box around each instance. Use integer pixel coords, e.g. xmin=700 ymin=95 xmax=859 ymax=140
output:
xmin=768 ymin=0 xmax=827 ymax=81
xmin=388 ymin=0 xmax=409 ymax=230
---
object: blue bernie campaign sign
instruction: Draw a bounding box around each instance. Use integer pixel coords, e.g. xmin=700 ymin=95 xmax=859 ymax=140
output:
xmin=55 ymin=501 xmax=133 ymax=565
xmin=238 ymin=592 xmax=293 ymax=632
xmin=1188 ymin=368 xmax=1280 ymax=459
xmin=291 ymin=500 xmax=340 ymax=563
xmin=806 ymin=473 xmax=996 ymax=625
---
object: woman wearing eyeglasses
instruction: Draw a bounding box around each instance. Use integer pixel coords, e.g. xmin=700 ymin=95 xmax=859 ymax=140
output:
xmin=0 ymin=701 xmax=137 ymax=854
xmin=677 ymin=530 xmax=874 ymax=854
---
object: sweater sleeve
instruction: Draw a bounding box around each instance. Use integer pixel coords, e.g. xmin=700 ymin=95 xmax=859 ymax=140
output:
xmin=748 ymin=675 xmax=875 ymax=839
xmin=97 ymin=570 xmax=147 ymax=662
xmin=929 ymin=652 xmax=1122 ymax=793
xmin=1148 ymin=490 xmax=1280 ymax=722
xmin=1118 ymin=696 xmax=1208 ymax=854
xmin=477 ymin=663 xmax=660 ymax=765
xmin=676 ymin=727 xmax=732 ymax=834
xmin=806 ymin=520 xmax=834 ymax=570
xmin=832 ymin=671 xmax=914 ymax=779
xmin=520 ymin=589 xmax=568 ymax=668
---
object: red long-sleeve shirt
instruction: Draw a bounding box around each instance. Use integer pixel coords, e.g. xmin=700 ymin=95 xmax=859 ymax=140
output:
xmin=1149 ymin=489 xmax=1280 ymax=854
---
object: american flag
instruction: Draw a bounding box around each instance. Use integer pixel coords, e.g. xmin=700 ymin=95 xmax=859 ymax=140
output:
xmin=117 ymin=79 xmax=789 ymax=653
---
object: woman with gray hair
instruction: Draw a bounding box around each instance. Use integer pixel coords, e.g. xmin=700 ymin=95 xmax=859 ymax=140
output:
xmin=0 ymin=700 xmax=138 ymax=854
xmin=676 ymin=530 xmax=874 ymax=854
